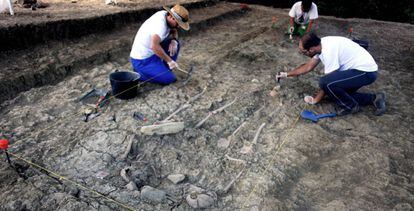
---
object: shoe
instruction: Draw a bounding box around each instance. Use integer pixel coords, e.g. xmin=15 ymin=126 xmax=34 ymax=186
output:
xmin=335 ymin=104 xmax=360 ymax=116
xmin=373 ymin=92 xmax=386 ymax=116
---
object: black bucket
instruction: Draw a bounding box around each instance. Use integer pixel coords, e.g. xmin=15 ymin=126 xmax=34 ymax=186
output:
xmin=109 ymin=71 xmax=140 ymax=100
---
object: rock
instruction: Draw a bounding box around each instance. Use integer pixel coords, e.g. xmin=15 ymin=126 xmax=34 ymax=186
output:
xmin=140 ymin=186 xmax=167 ymax=204
xmin=185 ymin=185 xmax=217 ymax=209
xmin=167 ymin=174 xmax=185 ymax=184
xmin=140 ymin=122 xmax=185 ymax=135
xmin=269 ymin=89 xmax=277 ymax=97
xmin=217 ymin=138 xmax=230 ymax=149
xmin=120 ymin=168 xmax=130 ymax=182
xmin=126 ymin=181 xmax=138 ymax=191
xmin=251 ymin=78 xmax=259 ymax=83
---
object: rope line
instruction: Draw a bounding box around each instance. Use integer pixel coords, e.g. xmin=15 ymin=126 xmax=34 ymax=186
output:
xmin=30 ymin=68 xmax=177 ymax=139
xmin=242 ymin=103 xmax=307 ymax=209
xmin=7 ymin=151 xmax=137 ymax=211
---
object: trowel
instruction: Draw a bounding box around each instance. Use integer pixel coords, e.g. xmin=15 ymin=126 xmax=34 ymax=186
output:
xmin=301 ymin=110 xmax=336 ymax=122
xmin=175 ymin=65 xmax=194 ymax=86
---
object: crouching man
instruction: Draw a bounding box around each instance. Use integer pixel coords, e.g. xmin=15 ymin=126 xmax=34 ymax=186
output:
xmin=130 ymin=4 xmax=190 ymax=84
xmin=276 ymin=32 xmax=386 ymax=116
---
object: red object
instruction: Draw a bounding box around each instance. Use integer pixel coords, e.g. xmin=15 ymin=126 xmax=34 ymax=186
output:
xmin=0 ymin=139 xmax=9 ymax=150
xmin=240 ymin=3 xmax=250 ymax=10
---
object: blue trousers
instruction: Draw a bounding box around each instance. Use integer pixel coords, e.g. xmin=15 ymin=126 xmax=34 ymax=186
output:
xmin=319 ymin=69 xmax=377 ymax=110
xmin=130 ymin=39 xmax=180 ymax=85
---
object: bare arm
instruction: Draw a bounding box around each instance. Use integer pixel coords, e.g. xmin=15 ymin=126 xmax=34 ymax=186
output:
xmin=306 ymin=20 xmax=315 ymax=33
xmin=289 ymin=17 xmax=294 ymax=27
xmin=313 ymin=89 xmax=325 ymax=103
xmin=287 ymin=57 xmax=320 ymax=77
xmin=151 ymin=34 xmax=172 ymax=62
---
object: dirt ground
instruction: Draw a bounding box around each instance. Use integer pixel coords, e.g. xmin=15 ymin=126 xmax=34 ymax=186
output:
xmin=0 ymin=0 xmax=205 ymax=26
xmin=0 ymin=1 xmax=413 ymax=210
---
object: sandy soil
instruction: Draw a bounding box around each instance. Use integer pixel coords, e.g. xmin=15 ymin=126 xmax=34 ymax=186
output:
xmin=0 ymin=2 xmax=413 ymax=210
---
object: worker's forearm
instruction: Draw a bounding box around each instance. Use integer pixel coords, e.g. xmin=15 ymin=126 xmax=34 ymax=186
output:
xmin=289 ymin=17 xmax=294 ymax=26
xmin=153 ymin=44 xmax=172 ymax=62
xmin=287 ymin=63 xmax=312 ymax=77
xmin=313 ymin=89 xmax=325 ymax=103
xmin=307 ymin=20 xmax=314 ymax=33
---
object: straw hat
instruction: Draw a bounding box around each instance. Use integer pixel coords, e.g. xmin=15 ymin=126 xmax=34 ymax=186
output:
xmin=163 ymin=4 xmax=190 ymax=31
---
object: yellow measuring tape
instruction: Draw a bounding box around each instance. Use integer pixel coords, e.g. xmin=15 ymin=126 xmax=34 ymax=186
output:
xmin=7 ymin=151 xmax=136 ymax=211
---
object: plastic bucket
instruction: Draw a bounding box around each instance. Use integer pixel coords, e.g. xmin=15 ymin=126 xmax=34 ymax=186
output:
xmin=109 ymin=71 xmax=140 ymax=99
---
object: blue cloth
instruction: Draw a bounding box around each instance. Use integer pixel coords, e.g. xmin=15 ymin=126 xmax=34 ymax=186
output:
xmin=319 ymin=69 xmax=377 ymax=110
xmin=130 ymin=39 xmax=180 ymax=85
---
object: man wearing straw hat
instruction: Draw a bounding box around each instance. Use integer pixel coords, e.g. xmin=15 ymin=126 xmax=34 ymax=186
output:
xmin=130 ymin=4 xmax=190 ymax=84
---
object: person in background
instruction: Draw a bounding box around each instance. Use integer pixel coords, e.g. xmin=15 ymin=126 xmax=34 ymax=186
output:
xmin=276 ymin=32 xmax=386 ymax=116
xmin=130 ymin=4 xmax=190 ymax=84
xmin=288 ymin=0 xmax=318 ymax=37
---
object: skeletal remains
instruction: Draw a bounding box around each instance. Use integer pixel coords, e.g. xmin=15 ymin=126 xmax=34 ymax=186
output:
xmin=195 ymin=97 xmax=238 ymax=128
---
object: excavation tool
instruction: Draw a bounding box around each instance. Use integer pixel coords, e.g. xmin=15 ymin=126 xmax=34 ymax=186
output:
xmin=174 ymin=65 xmax=194 ymax=85
xmin=301 ymin=110 xmax=336 ymax=122
xmin=78 ymin=88 xmax=109 ymax=122
xmin=83 ymin=107 xmax=100 ymax=122
xmin=0 ymin=139 xmax=12 ymax=166
xmin=133 ymin=112 xmax=147 ymax=122
xmin=77 ymin=88 xmax=110 ymax=108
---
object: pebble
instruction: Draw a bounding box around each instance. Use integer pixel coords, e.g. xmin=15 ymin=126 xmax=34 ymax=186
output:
xmin=217 ymin=138 xmax=230 ymax=149
xmin=140 ymin=186 xmax=167 ymax=204
xmin=167 ymin=174 xmax=185 ymax=184
xmin=126 ymin=181 xmax=138 ymax=191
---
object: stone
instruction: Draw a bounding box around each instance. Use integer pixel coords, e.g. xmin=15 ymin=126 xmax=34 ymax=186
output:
xmin=167 ymin=174 xmax=185 ymax=184
xmin=140 ymin=186 xmax=167 ymax=204
xmin=217 ymin=138 xmax=230 ymax=149
xmin=126 ymin=181 xmax=138 ymax=191
xmin=140 ymin=122 xmax=185 ymax=135
xmin=185 ymin=185 xmax=217 ymax=209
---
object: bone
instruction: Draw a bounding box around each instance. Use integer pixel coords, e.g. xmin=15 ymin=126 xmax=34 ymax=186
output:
xmin=161 ymin=87 xmax=207 ymax=123
xmin=141 ymin=122 xmax=185 ymax=135
xmin=222 ymin=167 xmax=245 ymax=194
xmin=195 ymin=113 xmax=213 ymax=128
xmin=119 ymin=135 xmax=134 ymax=161
xmin=240 ymin=123 xmax=266 ymax=154
xmin=252 ymin=123 xmax=266 ymax=145
xmin=195 ymin=98 xmax=237 ymax=128
xmin=189 ymin=86 xmax=207 ymax=103
xmin=225 ymin=154 xmax=246 ymax=165
xmin=212 ymin=97 xmax=237 ymax=114
xmin=162 ymin=103 xmax=191 ymax=122
xmin=232 ymin=122 xmax=246 ymax=137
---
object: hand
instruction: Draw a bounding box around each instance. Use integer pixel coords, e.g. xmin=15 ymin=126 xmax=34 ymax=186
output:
xmin=289 ymin=26 xmax=294 ymax=34
xmin=304 ymin=95 xmax=316 ymax=105
xmin=275 ymin=72 xmax=288 ymax=82
xmin=168 ymin=40 xmax=178 ymax=57
xmin=167 ymin=60 xmax=178 ymax=70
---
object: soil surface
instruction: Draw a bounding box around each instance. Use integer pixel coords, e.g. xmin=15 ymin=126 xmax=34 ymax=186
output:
xmin=1 ymin=0 xmax=204 ymax=26
xmin=1 ymin=1 xmax=414 ymax=210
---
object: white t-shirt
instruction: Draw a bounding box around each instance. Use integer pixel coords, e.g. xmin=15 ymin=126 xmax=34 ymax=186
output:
xmin=130 ymin=11 xmax=170 ymax=60
xmin=314 ymin=36 xmax=378 ymax=74
xmin=289 ymin=1 xmax=318 ymax=25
